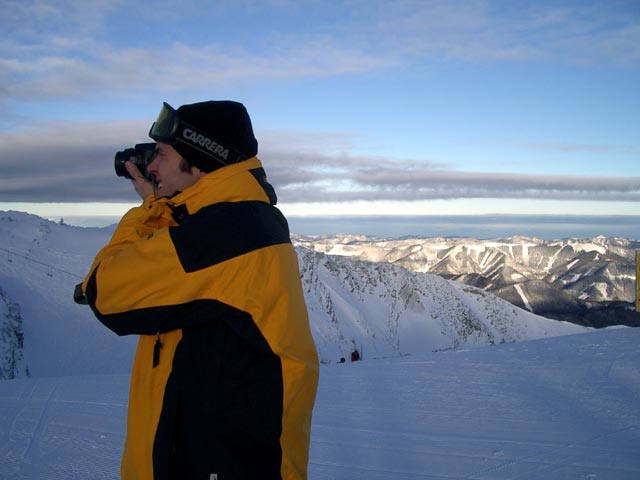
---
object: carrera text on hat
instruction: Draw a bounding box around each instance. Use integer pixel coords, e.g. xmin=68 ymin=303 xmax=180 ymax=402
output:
xmin=181 ymin=127 xmax=229 ymax=162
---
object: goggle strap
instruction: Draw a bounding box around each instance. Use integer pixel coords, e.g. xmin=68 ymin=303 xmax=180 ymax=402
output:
xmin=176 ymin=122 xmax=248 ymax=166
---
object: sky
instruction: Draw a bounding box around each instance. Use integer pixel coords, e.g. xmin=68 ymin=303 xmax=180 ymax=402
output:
xmin=0 ymin=0 xmax=639 ymax=237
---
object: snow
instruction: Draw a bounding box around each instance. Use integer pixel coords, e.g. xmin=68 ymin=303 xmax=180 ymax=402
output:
xmin=592 ymin=282 xmax=610 ymax=298
xmin=569 ymin=242 xmax=607 ymax=255
xmin=1 ymin=211 xmax=638 ymax=478
xmin=565 ymin=259 xmax=580 ymax=270
xmin=514 ymin=284 xmax=533 ymax=312
xmin=0 ymin=213 xmax=136 ymax=377
xmin=563 ymin=273 xmax=582 ymax=284
xmin=1 ymin=327 xmax=639 ymax=479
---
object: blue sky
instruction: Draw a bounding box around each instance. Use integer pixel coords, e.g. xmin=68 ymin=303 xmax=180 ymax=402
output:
xmin=0 ymin=0 xmax=639 ymax=237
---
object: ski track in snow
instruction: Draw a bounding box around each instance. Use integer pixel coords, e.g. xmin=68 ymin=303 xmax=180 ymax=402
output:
xmin=0 ymin=376 xmax=129 ymax=479
xmin=0 ymin=328 xmax=639 ymax=479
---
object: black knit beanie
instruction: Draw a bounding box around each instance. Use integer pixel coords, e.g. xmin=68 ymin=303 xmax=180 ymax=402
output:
xmin=173 ymin=100 xmax=258 ymax=173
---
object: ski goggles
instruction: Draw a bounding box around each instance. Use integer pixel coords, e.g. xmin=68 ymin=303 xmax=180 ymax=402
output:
xmin=148 ymin=102 xmax=180 ymax=143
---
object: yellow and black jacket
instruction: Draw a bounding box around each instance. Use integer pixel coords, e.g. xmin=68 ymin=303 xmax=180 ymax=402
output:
xmin=80 ymin=157 xmax=319 ymax=480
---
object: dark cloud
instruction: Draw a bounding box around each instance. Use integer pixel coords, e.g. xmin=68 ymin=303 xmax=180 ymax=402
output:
xmin=2 ymin=121 xmax=638 ymax=204
xmin=0 ymin=120 xmax=148 ymax=202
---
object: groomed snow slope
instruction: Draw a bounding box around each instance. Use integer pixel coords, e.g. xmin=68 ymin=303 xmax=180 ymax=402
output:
xmin=1 ymin=327 xmax=638 ymax=479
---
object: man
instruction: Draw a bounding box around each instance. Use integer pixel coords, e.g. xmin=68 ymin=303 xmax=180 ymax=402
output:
xmin=76 ymin=100 xmax=319 ymax=479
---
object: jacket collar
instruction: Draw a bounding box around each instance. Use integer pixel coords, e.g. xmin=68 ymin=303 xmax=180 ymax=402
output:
xmin=150 ymin=157 xmax=275 ymax=220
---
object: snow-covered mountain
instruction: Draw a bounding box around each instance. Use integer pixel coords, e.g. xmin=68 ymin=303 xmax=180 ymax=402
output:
xmin=0 ymin=211 xmax=588 ymax=378
xmin=294 ymin=234 xmax=640 ymax=328
xmin=298 ymin=248 xmax=583 ymax=363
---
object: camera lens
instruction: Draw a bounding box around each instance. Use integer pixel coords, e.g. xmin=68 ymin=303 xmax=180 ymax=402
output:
xmin=114 ymin=150 xmax=133 ymax=179
xmin=114 ymin=143 xmax=156 ymax=180
xmin=114 ymin=148 xmax=136 ymax=179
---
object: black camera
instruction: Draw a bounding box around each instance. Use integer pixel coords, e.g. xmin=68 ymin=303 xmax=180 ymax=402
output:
xmin=114 ymin=143 xmax=156 ymax=179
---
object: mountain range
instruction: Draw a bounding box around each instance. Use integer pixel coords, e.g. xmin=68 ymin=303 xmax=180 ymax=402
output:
xmin=294 ymin=233 xmax=640 ymax=328
xmin=1 ymin=211 xmax=590 ymax=378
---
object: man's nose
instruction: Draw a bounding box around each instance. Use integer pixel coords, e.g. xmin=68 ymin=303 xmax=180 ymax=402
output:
xmin=147 ymin=157 xmax=159 ymax=174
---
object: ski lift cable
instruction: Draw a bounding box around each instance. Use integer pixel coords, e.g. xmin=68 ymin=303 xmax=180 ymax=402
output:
xmin=0 ymin=246 xmax=84 ymax=280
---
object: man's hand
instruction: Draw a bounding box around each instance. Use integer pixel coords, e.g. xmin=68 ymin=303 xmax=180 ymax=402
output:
xmin=125 ymin=161 xmax=156 ymax=200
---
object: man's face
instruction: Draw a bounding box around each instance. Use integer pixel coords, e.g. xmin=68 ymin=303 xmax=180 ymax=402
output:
xmin=147 ymin=143 xmax=204 ymax=197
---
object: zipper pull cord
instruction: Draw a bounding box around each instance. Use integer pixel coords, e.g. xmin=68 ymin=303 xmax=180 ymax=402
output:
xmin=153 ymin=331 xmax=163 ymax=368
